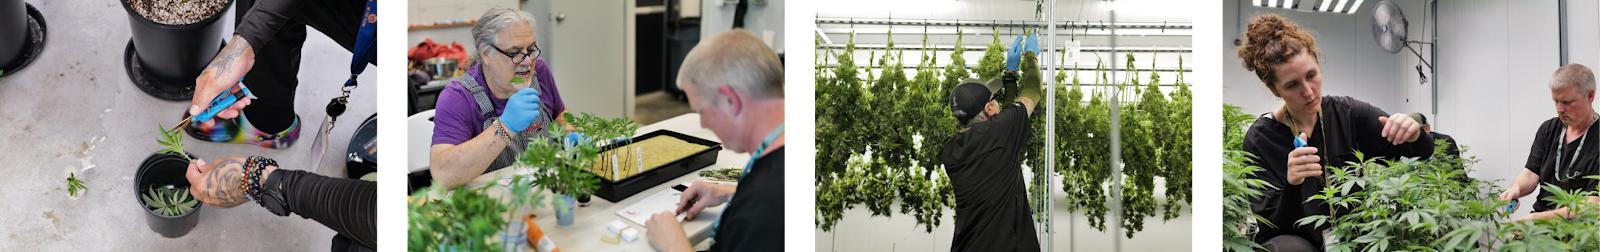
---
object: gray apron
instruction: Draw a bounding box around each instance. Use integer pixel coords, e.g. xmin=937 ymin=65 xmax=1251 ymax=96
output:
xmin=452 ymin=73 xmax=555 ymax=174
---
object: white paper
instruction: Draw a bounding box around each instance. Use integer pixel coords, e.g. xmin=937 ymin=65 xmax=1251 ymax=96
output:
xmin=616 ymin=189 xmax=688 ymax=226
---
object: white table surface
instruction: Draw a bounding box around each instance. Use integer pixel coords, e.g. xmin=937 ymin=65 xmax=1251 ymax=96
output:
xmin=431 ymin=113 xmax=746 ymax=251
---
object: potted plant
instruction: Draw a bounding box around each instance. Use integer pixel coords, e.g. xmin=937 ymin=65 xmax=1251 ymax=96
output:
xmin=137 ymin=124 xmax=203 ymax=238
xmin=0 ymin=0 xmax=45 ymax=77
xmin=564 ymin=112 xmax=640 ymax=206
xmin=520 ymin=126 xmax=601 ymax=226
xmin=407 ymin=185 xmax=509 ymax=251
xmin=120 ymin=0 xmax=232 ymax=101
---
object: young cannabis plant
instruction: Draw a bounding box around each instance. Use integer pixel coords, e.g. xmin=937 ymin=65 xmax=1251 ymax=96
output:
xmin=156 ymin=123 xmax=192 ymax=163
xmin=66 ymin=172 xmax=87 ymax=198
xmin=142 ymin=185 xmax=198 ymax=216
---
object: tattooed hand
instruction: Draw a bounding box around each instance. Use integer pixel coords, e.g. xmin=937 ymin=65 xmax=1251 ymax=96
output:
xmin=190 ymin=35 xmax=257 ymax=129
xmin=185 ymin=156 xmax=276 ymax=208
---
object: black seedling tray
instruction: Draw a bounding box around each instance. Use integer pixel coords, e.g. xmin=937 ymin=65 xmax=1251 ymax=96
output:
xmin=587 ymin=129 xmax=721 ymax=202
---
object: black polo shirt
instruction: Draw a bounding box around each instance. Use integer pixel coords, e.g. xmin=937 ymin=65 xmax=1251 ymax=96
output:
xmin=940 ymin=101 xmax=1040 ymax=252
xmin=1525 ymin=118 xmax=1600 ymax=212
xmin=708 ymin=148 xmax=784 ymax=252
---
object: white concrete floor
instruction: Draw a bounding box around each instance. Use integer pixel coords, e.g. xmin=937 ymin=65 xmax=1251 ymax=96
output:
xmin=0 ymin=1 xmax=376 ymax=250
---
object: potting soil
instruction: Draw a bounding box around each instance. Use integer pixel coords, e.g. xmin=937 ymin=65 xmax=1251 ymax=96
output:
xmin=128 ymin=0 xmax=228 ymax=25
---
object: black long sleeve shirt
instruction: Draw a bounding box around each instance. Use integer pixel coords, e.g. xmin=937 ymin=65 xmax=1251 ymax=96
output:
xmin=706 ymin=148 xmax=785 ymax=252
xmin=277 ymin=170 xmax=377 ymax=249
xmin=1242 ymin=96 xmax=1434 ymax=246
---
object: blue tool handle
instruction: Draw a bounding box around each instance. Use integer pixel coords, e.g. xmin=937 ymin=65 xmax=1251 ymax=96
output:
xmin=1505 ymin=199 xmax=1519 ymax=213
xmin=193 ymin=81 xmax=253 ymax=123
xmin=1294 ymin=136 xmax=1308 ymax=148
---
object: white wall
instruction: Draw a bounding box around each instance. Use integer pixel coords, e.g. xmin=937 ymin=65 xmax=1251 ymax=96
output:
xmin=1221 ymin=0 xmax=1419 ymax=117
xmin=1427 ymin=0 xmax=1561 ymax=218
xmin=702 ymin=0 xmax=785 ymax=52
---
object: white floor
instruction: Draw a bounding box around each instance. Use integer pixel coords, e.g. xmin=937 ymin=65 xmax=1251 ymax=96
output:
xmin=0 ymin=1 xmax=375 ymax=250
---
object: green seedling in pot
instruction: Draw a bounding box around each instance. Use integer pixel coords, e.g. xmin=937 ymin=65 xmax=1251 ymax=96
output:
xmin=142 ymin=185 xmax=198 ymax=216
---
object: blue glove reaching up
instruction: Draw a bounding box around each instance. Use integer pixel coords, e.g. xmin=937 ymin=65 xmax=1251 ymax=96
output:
xmin=501 ymin=88 xmax=541 ymax=134
xmin=1006 ymin=33 xmax=1042 ymax=72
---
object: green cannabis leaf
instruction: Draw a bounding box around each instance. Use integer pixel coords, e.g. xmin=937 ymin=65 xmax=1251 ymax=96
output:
xmin=156 ymin=123 xmax=192 ymax=163
xmin=66 ymin=172 xmax=87 ymax=198
xmin=142 ymin=185 xmax=197 ymax=216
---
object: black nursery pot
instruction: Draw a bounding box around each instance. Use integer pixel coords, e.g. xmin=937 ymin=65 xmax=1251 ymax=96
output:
xmin=120 ymin=0 xmax=233 ymax=101
xmin=0 ymin=0 xmax=46 ymax=76
xmin=0 ymin=0 xmax=28 ymax=66
xmin=135 ymin=151 xmax=205 ymax=238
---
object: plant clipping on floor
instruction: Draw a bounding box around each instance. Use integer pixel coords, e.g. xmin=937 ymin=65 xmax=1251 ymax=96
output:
xmin=156 ymin=123 xmax=192 ymax=163
xmin=67 ymin=172 xmax=87 ymax=198
xmin=142 ymin=185 xmax=197 ymax=216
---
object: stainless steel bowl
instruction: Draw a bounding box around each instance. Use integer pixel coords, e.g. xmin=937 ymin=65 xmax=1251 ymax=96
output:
xmin=422 ymin=57 xmax=459 ymax=80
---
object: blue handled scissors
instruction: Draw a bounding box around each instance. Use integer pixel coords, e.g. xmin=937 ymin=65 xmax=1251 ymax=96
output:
xmin=169 ymin=78 xmax=257 ymax=132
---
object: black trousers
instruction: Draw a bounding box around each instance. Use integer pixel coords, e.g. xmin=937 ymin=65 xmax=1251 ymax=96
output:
xmin=235 ymin=0 xmax=374 ymax=132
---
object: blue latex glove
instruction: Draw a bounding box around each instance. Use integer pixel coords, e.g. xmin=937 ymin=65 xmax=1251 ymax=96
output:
xmin=564 ymin=132 xmax=591 ymax=148
xmin=1006 ymin=33 xmax=1042 ymax=72
xmin=501 ymin=88 xmax=541 ymax=134
xmin=565 ymin=132 xmax=633 ymax=148
xmin=1004 ymin=34 xmax=1030 ymax=70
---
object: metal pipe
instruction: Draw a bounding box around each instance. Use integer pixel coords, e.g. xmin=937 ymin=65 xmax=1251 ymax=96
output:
xmin=815 ymin=64 xmax=1193 ymax=73
xmin=1044 ymin=0 xmax=1056 ymax=250
xmin=816 ymin=44 xmax=1192 ymax=53
xmin=815 ymin=17 xmax=1192 ymax=30
xmin=1108 ymin=1 xmax=1123 ymax=251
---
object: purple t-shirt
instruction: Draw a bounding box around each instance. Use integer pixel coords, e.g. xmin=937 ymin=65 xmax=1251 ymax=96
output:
xmin=431 ymin=58 xmax=564 ymax=146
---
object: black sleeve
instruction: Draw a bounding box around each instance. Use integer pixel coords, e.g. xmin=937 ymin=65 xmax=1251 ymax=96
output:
xmin=1527 ymin=120 xmax=1556 ymax=173
xmin=236 ymin=0 xmax=306 ymax=54
xmin=1241 ymin=122 xmax=1306 ymax=236
xmin=278 ymin=170 xmax=377 ymax=249
xmin=1341 ymin=98 xmax=1435 ymax=160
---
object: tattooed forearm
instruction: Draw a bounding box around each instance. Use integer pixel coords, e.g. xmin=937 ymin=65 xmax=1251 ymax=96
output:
xmin=200 ymin=158 xmax=251 ymax=208
xmin=206 ymin=35 xmax=249 ymax=76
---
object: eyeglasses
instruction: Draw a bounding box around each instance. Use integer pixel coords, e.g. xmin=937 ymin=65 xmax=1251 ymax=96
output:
xmin=491 ymin=43 xmax=540 ymax=65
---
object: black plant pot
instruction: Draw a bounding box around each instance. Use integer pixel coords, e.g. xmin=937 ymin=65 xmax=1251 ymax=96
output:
xmin=120 ymin=0 xmax=233 ymax=101
xmin=135 ymin=151 xmax=204 ymax=238
xmin=0 ymin=0 xmax=46 ymax=77
xmin=577 ymin=193 xmax=591 ymax=207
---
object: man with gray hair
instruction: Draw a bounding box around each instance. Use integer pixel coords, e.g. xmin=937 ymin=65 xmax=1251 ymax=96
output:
xmin=1499 ymin=63 xmax=1600 ymax=221
xmin=645 ymin=29 xmax=784 ymax=252
xmin=430 ymin=7 xmax=577 ymax=189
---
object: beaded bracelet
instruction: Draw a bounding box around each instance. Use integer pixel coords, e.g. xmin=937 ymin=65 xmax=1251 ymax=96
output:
xmin=239 ymin=156 xmax=278 ymax=203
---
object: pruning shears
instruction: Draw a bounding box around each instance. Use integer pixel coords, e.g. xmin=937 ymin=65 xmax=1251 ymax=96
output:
xmin=170 ymin=78 xmax=257 ymax=133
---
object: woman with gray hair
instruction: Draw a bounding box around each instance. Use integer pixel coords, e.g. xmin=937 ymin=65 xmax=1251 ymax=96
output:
xmin=429 ymin=7 xmax=575 ymax=189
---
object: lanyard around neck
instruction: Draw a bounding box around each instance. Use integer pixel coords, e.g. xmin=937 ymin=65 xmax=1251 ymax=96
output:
xmin=1556 ymin=116 xmax=1597 ymax=181
xmin=713 ymin=123 xmax=784 ymax=241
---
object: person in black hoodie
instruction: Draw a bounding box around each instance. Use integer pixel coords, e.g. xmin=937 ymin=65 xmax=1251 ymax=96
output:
xmin=937 ymin=33 xmax=1043 ymax=251
xmin=1235 ymin=14 xmax=1434 ymax=251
